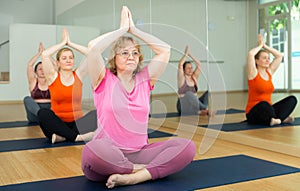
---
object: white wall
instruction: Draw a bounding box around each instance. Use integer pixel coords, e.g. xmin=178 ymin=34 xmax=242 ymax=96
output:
xmin=208 ymin=0 xmax=249 ymax=91
xmin=55 ymin=0 xmax=85 ymax=16
xmin=0 ymin=23 xmax=99 ymax=101
xmin=0 ymin=0 xmax=54 ymax=96
xmin=5 ymin=24 xmax=55 ymax=101
xmin=0 ymin=0 xmax=54 ymax=24
xmin=0 ymin=0 xmax=54 ymax=43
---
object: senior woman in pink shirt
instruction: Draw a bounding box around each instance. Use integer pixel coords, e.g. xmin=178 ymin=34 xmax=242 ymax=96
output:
xmin=81 ymin=6 xmax=196 ymax=189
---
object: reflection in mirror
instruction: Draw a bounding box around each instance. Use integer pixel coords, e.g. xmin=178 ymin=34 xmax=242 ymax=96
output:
xmin=0 ymin=12 xmax=13 ymax=83
xmin=0 ymin=40 xmax=9 ymax=82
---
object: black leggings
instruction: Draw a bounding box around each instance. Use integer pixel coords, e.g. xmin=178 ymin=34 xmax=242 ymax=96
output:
xmin=38 ymin=109 xmax=97 ymax=142
xmin=246 ymin=95 xmax=297 ymax=126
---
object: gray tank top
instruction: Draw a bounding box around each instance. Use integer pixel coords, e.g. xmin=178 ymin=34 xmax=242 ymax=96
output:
xmin=178 ymin=80 xmax=198 ymax=94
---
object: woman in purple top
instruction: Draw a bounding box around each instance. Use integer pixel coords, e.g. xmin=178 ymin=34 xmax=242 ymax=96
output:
xmin=82 ymin=6 xmax=196 ymax=188
xmin=23 ymin=42 xmax=54 ymax=123
xmin=177 ymin=45 xmax=209 ymax=115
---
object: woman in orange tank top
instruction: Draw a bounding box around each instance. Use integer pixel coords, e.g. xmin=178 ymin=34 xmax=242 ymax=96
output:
xmin=246 ymin=34 xmax=297 ymax=126
xmin=38 ymin=29 xmax=96 ymax=144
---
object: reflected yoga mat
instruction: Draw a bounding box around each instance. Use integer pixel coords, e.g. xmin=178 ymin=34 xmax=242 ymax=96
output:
xmin=0 ymin=110 xmax=97 ymax=129
xmin=0 ymin=121 xmax=38 ymax=128
xmin=0 ymin=138 xmax=84 ymax=152
xmin=0 ymin=129 xmax=175 ymax=152
xmin=199 ymin=117 xmax=300 ymax=132
xmin=1 ymin=155 xmax=299 ymax=191
xmin=150 ymin=108 xmax=244 ymax=118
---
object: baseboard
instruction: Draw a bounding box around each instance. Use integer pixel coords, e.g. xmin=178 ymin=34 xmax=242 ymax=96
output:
xmin=151 ymin=90 xmax=248 ymax=98
xmin=0 ymin=100 xmax=23 ymax=104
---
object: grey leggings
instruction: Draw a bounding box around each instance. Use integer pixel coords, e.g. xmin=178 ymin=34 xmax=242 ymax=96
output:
xmin=177 ymin=91 xmax=209 ymax=115
xmin=23 ymin=96 xmax=51 ymax=123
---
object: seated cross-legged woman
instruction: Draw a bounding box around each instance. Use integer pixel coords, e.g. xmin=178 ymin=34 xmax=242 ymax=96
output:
xmin=23 ymin=42 xmax=52 ymax=124
xmin=81 ymin=6 xmax=196 ymax=189
xmin=38 ymin=29 xmax=96 ymax=143
xmin=245 ymin=34 xmax=297 ymax=126
xmin=177 ymin=45 xmax=209 ymax=115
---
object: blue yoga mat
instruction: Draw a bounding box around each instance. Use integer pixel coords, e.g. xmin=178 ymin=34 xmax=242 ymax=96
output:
xmin=200 ymin=117 xmax=300 ymax=132
xmin=150 ymin=108 xmax=244 ymax=118
xmin=1 ymin=155 xmax=298 ymax=191
xmin=215 ymin=108 xmax=245 ymax=115
xmin=0 ymin=129 xmax=175 ymax=152
xmin=0 ymin=121 xmax=38 ymax=128
xmin=0 ymin=138 xmax=84 ymax=152
xmin=147 ymin=129 xmax=175 ymax=139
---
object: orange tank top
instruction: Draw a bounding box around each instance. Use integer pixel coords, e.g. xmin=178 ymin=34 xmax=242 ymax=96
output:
xmin=245 ymin=70 xmax=274 ymax=114
xmin=49 ymin=72 xmax=83 ymax=122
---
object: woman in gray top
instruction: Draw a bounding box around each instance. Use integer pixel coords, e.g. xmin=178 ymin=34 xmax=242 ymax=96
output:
xmin=177 ymin=45 xmax=209 ymax=115
xmin=23 ymin=42 xmax=52 ymax=123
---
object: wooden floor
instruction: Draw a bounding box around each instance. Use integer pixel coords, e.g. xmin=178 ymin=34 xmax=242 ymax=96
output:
xmin=0 ymin=91 xmax=300 ymax=190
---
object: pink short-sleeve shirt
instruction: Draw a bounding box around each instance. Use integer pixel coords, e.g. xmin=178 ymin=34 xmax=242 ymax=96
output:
xmin=93 ymin=66 xmax=153 ymax=152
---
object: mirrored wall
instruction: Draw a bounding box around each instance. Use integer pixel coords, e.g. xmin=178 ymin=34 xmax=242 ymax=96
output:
xmin=55 ymin=0 xmax=252 ymax=95
xmin=1 ymin=0 xmax=253 ymax=104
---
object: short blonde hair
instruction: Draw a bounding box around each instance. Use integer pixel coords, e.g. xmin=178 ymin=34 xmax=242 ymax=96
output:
xmin=56 ymin=47 xmax=74 ymax=61
xmin=108 ymin=36 xmax=143 ymax=75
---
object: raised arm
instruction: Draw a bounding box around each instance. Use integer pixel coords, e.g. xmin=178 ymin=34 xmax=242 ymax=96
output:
xmin=247 ymin=34 xmax=263 ymax=80
xmin=126 ymin=7 xmax=171 ymax=86
xmin=189 ymin=50 xmax=201 ymax=80
xmin=27 ymin=42 xmax=43 ymax=90
xmin=264 ymin=44 xmax=283 ymax=75
xmin=177 ymin=46 xmax=189 ymax=89
xmin=66 ymin=33 xmax=89 ymax=81
xmin=87 ymin=6 xmax=129 ymax=89
xmin=42 ymin=29 xmax=68 ymax=85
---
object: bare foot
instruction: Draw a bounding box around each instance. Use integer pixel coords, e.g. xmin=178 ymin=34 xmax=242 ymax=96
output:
xmin=75 ymin=132 xmax=95 ymax=142
xmin=106 ymin=168 xmax=152 ymax=189
xmin=270 ymin=118 xmax=281 ymax=126
xmin=208 ymin=110 xmax=216 ymax=117
xmin=106 ymin=174 xmax=131 ymax=189
xmin=51 ymin=134 xmax=66 ymax=144
xmin=199 ymin=109 xmax=209 ymax=116
xmin=283 ymin=116 xmax=294 ymax=124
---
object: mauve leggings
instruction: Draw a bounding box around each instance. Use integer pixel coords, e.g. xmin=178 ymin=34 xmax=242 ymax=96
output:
xmin=81 ymin=137 xmax=196 ymax=182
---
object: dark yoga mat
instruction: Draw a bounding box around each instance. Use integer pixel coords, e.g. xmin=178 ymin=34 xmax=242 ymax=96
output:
xmin=150 ymin=108 xmax=245 ymax=118
xmin=0 ymin=121 xmax=38 ymax=128
xmin=0 ymin=111 xmax=97 ymax=129
xmin=1 ymin=155 xmax=298 ymax=191
xmin=0 ymin=129 xmax=175 ymax=152
xmin=199 ymin=117 xmax=300 ymax=132
xmin=0 ymin=138 xmax=85 ymax=152
xmin=147 ymin=129 xmax=175 ymax=139
xmin=215 ymin=108 xmax=245 ymax=115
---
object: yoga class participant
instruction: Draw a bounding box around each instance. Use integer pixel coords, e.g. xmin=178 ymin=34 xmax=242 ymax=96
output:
xmin=246 ymin=34 xmax=297 ymax=126
xmin=177 ymin=45 xmax=209 ymax=115
xmin=82 ymin=6 xmax=196 ymax=189
xmin=24 ymin=42 xmax=52 ymax=123
xmin=38 ymin=29 xmax=95 ymax=143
